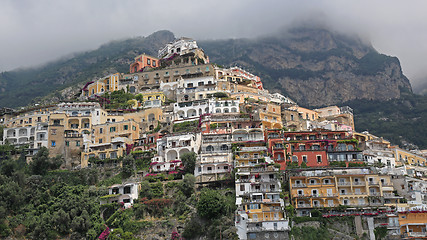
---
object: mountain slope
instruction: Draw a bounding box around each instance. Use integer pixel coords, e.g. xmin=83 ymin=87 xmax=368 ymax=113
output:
xmin=0 ymin=30 xmax=175 ymax=108
xmin=199 ymin=28 xmax=412 ymax=107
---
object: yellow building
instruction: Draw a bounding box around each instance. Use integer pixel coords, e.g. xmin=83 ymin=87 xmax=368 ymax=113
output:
xmin=85 ymin=73 xmax=120 ymax=97
xmin=48 ymin=113 xmax=87 ymax=168
xmin=392 ymin=147 xmax=426 ymax=167
xmin=123 ymin=108 xmax=164 ymax=132
xmin=259 ymin=102 xmax=282 ymax=129
xmin=82 ymin=120 xmax=140 ymax=164
xmin=289 ymin=168 xmax=401 ymax=216
xmin=4 ymin=107 xmax=54 ymax=128
xmin=398 ymin=211 xmax=427 ymax=239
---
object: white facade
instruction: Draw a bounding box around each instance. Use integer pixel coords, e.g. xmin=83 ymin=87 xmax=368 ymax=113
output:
xmin=151 ymin=133 xmax=201 ymax=173
xmin=100 ymin=182 xmax=140 ymax=209
xmin=195 ymin=133 xmax=233 ymax=183
xmin=158 ymin=37 xmax=198 ymax=58
xmin=173 ymin=100 xmax=210 ymax=120
xmin=56 ymin=102 xmax=105 ymax=125
xmin=3 ymin=122 xmax=48 ymax=149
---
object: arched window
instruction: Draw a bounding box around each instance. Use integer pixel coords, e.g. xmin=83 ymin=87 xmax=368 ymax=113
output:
xmin=206 ymin=145 xmax=214 ymax=152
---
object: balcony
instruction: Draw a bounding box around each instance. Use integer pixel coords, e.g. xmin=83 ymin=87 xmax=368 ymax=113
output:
xmin=369 ymin=192 xmax=381 ymax=196
xmin=292 ymin=183 xmax=307 ymax=188
xmin=338 ymin=182 xmax=352 ymax=186
xmin=297 ymin=204 xmax=311 ymax=208
xmin=352 ymin=181 xmax=365 ymax=186
xmin=368 ymin=181 xmax=379 ymax=186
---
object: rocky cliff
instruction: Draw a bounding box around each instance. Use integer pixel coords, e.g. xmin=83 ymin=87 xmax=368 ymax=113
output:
xmin=200 ymin=27 xmax=412 ymax=107
xmin=0 ymin=28 xmax=412 ymax=108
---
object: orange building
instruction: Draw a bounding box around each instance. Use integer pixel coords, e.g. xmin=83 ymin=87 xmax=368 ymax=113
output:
xmin=398 ymin=211 xmax=427 ymax=239
xmin=129 ymin=54 xmax=159 ymax=73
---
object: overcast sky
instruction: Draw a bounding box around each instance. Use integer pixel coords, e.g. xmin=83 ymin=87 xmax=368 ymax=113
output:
xmin=1 ymin=0 xmax=427 ymax=87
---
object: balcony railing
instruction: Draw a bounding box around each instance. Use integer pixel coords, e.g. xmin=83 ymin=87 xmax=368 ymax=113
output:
xmin=368 ymin=181 xmax=379 ymax=185
xmin=353 ymin=181 xmax=365 ymax=186
xmin=369 ymin=192 xmax=381 ymax=196
xmin=338 ymin=182 xmax=352 ymax=186
xmin=292 ymin=183 xmax=307 ymax=188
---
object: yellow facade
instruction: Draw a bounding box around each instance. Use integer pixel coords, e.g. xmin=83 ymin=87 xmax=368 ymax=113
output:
xmin=392 ymin=147 xmax=426 ymax=167
xmin=293 ymin=106 xmax=319 ymax=121
xmin=91 ymin=120 xmax=139 ymax=145
xmin=86 ymin=73 xmax=120 ymax=96
xmin=245 ymin=203 xmax=284 ymax=222
xmin=82 ymin=120 xmax=139 ymax=163
xmin=260 ymin=102 xmax=282 ymax=130
xmin=139 ymin=91 xmax=166 ymax=103
xmin=123 ymin=108 xmax=164 ymax=132
xmin=290 ymin=173 xmax=399 ymax=209
xmin=5 ymin=108 xmax=53 ymax=128
xmin=398 ymin=211 xmax=427 ymax=238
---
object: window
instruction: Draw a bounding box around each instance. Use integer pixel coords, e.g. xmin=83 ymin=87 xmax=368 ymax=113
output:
xmin=317 ymin=155 xmax=322 ymax=163
xmin=147 ymin=58 xmax=151 ymax=65
xmin=124 ymin=186 xmax=132 ymax=194
xmin=65 ymin=141 xmax=69 ymax=146
xmin=152 ymin=60 xmax=156 ymax=67
xmin=51 ymin=129 xmax=57 ymax=135
xmin=76 ymin=141 xmax=80 ymax=146
xmin=110 ymin=127 xmax=116 ymax=132
xmin=124 ymin=125 xmax=129 ymax=130
xmin=99 ymin=139 xmax=103 ymax=144
xmin=51 ymin=140 xmax=56 ymax=147
xmin=302 ymin=156 xmax=307 ymax=163
xmin=292 ymin=156 xmax=298 ymax=162
xmin=240 ymin=185 xmax=245 ymax=191
xmin=100 ymin=128 xmax=103 ymax=133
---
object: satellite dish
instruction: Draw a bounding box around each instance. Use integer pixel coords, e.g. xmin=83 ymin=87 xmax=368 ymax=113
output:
xmin=286 ymin=137 xmax=290 ymax=141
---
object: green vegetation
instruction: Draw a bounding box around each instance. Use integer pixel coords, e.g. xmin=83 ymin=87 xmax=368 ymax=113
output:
xmin=103 ymin=90 xmax=136 ymax=109
xmin=347 ymin=91 xmax=427 ymax=148
xmin=180 ymin=152 xmax=197 ymax=175
xmin=29 ymin=147 xmax=63 ymax=175
xmin=173 ymin=120 xmax=198 ymax=133
xmin=290 ymin=226 xmax=332 ymax=240
xmin=374 ymin=226 xmax=388 ymax=240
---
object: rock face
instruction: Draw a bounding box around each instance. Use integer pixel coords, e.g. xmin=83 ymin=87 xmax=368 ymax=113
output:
xmin=200 ymin=27 xmax=412 ymax=107
xmin=0 ymin=27 xmax=412 ymax=108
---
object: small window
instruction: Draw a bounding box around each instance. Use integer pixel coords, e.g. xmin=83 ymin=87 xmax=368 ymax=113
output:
xmin=76 ymin=141 xmax=80 ymax=146
xmin=100 ymin=128 xmax=103 ymax=133
xmin=51 ymin=140 xmax=56 ymax=147
xmin=65 ymin=141 xmax=69 ymax=146
xmin=147 ymin=58 xmax=151 ymax=65
xmin=317 ymin=155 xmax=322 ymax=163
xmin=124 ymin=125 xmax=129 ymax=130
xmin=99 ymin=139 xmax=103 ymax=144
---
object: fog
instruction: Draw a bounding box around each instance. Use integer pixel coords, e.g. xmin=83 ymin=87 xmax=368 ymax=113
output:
xmin=1 ymin=0 xmax=427 ymax=87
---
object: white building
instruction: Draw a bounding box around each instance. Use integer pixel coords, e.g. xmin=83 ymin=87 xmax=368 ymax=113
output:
xmin=195 ymin=131 xmax=233 ymax=183
xmin=158 ymin=37 xmax=199 ymax=59
xmin=100 ymin=182 xmax=140 ymax=209
xmin=151 ymin=132 xmax=201 ymax=173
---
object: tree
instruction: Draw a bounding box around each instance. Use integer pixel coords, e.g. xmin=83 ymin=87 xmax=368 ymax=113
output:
xmin=29 ymin=147 xmax=63 ymax=175
xmin=122 ymin=155 xmax=135 ymax=178
xmin=180 ymin=152 xmax=196 ymax=175
xmin=197 ymin=189 xmax=226 ymax=219
xmin=180 ymin=174 xmax=195 ymax=197
xmin=30 ymin=147 xmax=50 ymax=175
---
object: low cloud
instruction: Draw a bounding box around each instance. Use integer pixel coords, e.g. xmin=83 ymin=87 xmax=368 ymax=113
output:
xmin=1 ymin=0 xmax=427 ymax=85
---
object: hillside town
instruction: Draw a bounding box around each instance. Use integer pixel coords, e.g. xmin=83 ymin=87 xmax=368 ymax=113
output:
xmin=1 ymin=37 xmax=427 ymax=240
